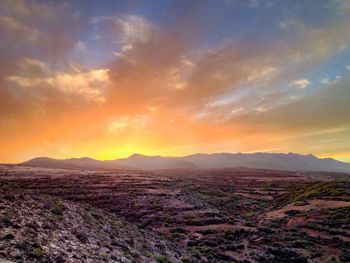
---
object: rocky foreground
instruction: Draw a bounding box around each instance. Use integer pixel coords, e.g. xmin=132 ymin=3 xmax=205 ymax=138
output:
xmin=1 ymin=166 xmax=350 ymax=262
xmin=0 ymin=182 xmax=188 ymax=263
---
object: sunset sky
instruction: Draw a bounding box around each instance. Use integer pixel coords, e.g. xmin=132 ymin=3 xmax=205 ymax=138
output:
xmin=1 ymin=0 xmax=350 ymax=163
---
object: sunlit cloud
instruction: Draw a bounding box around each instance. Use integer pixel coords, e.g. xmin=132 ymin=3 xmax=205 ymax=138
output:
xmin=7 ymin=68 xmax=109 ymax=102
xmin=289 ymin=79 xmax=311 ymax=89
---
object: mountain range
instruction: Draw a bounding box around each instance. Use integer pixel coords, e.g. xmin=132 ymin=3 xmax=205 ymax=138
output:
xmin=18 ymin=152 xmax=350 ymax=173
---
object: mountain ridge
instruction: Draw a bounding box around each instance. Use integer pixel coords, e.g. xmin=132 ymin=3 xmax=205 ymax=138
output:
xmin=17 ymin=152 xmax=350 ymax=173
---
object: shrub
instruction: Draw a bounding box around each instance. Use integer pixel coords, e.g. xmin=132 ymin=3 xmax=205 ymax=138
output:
xmin=340 ymin=250 xmax=350 ymax=262
xmin=3 ymin=233 xmax=15 ymax=240
xmin=30 ymin=247 xmax=45 ymax=259
xmin=0 ymin=216 xmax=12 ymax=227
xmin=156 ymin=255 xmax=173 ymax=263
xmin=224 ymin=229 xmax=248 ymax=241
xmin=170 ymin=227 xmax=187 ymax=234
xmin=284 ymin=210 xmax=301 ymax=216
xmin=74 ymin=231 xmax=88 ymax=243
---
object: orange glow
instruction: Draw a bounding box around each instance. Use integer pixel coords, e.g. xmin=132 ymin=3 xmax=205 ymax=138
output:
xmin=1 ymin=0 xmax=350 ymax=163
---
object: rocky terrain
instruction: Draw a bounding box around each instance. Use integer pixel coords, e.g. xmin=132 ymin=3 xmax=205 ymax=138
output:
xmin=1 ymin=165 xmax=350 ymax=262
xmin=0 ymin=180 xmax=188 ymax=263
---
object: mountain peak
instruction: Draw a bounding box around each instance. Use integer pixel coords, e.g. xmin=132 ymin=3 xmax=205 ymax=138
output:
xmin=128 ymin=153 xmax=148 ymax=159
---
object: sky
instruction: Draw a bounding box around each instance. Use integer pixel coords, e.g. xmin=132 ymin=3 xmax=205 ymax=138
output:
xmin=0 ymin=0 xmax=350 ymax=163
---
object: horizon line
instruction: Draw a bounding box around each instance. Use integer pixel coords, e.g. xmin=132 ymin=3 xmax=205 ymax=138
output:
xmin=4 ymin=151 xmax=350 ymax=165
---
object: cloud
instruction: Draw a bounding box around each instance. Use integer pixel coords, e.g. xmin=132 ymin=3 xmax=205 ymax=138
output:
xmin=20 ymin=58 xmax=48 ymax=72
xmin=7 ymin=68 xmax=109 ymax=102
xmin=289 ymin=79 xmax=311 ymax=89
xmin=331 ymin=0 xmax=350 ymax=13
xmin=0 ymin=0 xmax=60 ymax=19
xmin=233 ymin=76 xmax=350 ymax=134
xmin=210 ymin=76 xmax=350 ymax=157
xmin=0 ymin=1 xmax=92 ymax=144
xmin=92 ymin=14 xmax=153 ymax=52
xmin=0 ymin=15 xmax=41 ymax=42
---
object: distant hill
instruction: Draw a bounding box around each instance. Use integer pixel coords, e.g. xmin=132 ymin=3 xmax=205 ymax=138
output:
xmin=110 ymin=153 xmax=197 ymax=170
xmin=21 ymin=157 xmax=126 ymax=170
xmin=20 ymin=152 xmax=350 ymax=173
xmin=182 ymin=153 xmax=350 ymax=172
